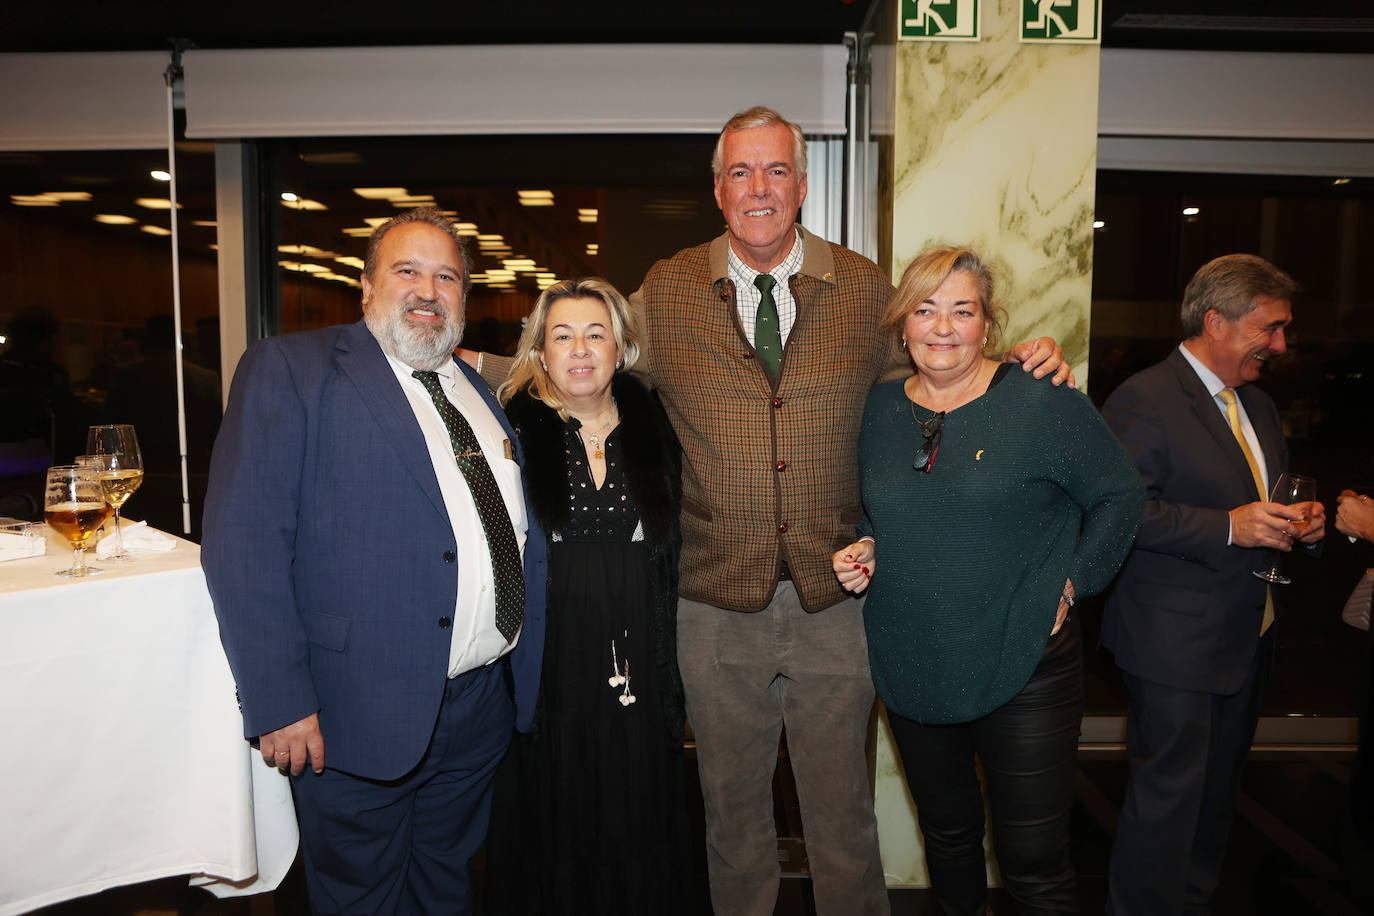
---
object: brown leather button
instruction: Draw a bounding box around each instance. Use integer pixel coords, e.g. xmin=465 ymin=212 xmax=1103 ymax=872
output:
xmin=777 ymin=522 xmax=788 ymax=533
xmin=772 ymin=397 xmax=783 ymax=408
xmin=775 ymin=460 xmax=787 ymax=472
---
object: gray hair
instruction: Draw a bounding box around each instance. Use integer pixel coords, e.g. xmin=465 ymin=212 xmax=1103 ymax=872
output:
xmin=1180 ymin=254 xmax=1299 ymax=337
xmin=363 ymin=207 xmax=473 ymax=298
xmin=710 ymin=106 xmax=808 ymax=178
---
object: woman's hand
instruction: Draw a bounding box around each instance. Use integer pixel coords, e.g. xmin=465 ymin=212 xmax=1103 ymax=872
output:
xmin=832 ymin=539 xmax=875 ymax=594
xmin=1338 ymin=490 xmax=1374 ymax=543
xmin=1051 ymin=578 xmax=1075 ymax=635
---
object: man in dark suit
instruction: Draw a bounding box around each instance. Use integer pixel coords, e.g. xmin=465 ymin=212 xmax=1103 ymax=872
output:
xmin=1102 ymin=254 xmax=1325 ymax=914
xmin=202 ymin=208 xmax=545 ymax=915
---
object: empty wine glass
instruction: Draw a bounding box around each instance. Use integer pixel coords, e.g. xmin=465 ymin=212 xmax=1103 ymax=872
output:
xmin=86 ymin=425 xmax=144 ymax=561
xmin=1253 ymin=472 xmax=1316 ymax=585
xmin=44 ymin=465 xmax=112 ymax=578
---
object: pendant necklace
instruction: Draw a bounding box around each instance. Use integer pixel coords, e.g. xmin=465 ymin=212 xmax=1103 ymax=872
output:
xmin=581 ymin=404 xmax=618 ymax=460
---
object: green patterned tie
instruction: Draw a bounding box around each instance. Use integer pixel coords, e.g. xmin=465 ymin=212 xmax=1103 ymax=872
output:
xmin=412 ymin=370 xmax=524 ymax=642
xmin=753 ymin=273 xmax=782 ymax=381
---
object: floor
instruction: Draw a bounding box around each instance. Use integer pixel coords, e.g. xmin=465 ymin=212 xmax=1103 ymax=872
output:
xmin=32 ymin=745 xmax=1374 ymax=915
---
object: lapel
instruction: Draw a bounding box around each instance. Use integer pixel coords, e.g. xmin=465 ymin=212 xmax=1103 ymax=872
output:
xmin=1166 ymin=348 xmax=1263 ymax=496
xmin=333 ymin=320 xmax=448 ymax=523
xmin=1238 ymin=382 xmax=1283 ymax=483
xmin=454 ymin=358 xmax=524 ymax=468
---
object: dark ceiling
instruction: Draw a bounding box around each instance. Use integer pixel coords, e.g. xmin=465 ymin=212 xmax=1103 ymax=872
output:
xmin=2 ymin=0 xmax=1372 ymax=53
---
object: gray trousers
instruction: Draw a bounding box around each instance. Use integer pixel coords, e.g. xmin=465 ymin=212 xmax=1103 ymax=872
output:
xmin=678 ymin=583 xmax=889 ymax=916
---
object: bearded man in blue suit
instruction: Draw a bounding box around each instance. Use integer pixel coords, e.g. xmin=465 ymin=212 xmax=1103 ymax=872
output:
xmin=202 ymin=208 xmax=546 ymax=915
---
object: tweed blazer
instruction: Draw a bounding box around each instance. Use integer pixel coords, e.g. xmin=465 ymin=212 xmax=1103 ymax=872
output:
xmin=634 ymin=228 xmax=899 ymax=612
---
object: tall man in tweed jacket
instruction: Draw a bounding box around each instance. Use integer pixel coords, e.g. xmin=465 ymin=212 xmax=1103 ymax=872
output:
xmin=631 ymin=107 xmax=1069 ymax=916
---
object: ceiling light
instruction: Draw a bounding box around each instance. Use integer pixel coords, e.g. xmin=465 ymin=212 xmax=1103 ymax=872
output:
xmin=353 ymin=187 xmax=410 ymax=199
xmin=578 ymin=208 xmax=599 ymax=223
xmin=11 ymin=195 xmax=59 ymax=206
xmin=281 ymin=192 xmax=299 ymax=202
xmin=364 ymin=217 xmax=392 ymax=227
xmin=342 ymin=227 xmax=374 ymax=237
xmin=1182 ymin=206 xmax=1200 ymax=217
xmin=135 ymin=198 xmax=181 ymax=210
xmin=585 ymin=243 xmax=599 ymax=255
xmin=191 ymin=219 xmax=217 ymax=228
xmin=278 ymin=243 xmax=338 ymax=258
xmin=335 ymin=256 xmax=365 ymax=269
xmin=1092 ymin=219 xmax=1105 ymax=230
xmin=150 ymin=169 xmax=171 ymax=181
xmin=1333 ymin=177 xmax=1351 ymax=186
xmin=140 ymin=225 xmax=172 ymax=236
xmin=94 ymin=214 xmax=137 ymax=225
xmin=282 ymin=197 xmax=327 ymax=211
xmin=503 ymin=258 xmax=537 ymax=268
xmin=46 ymin=191 xmax=94 ymax=201
xmin=518 ymin=190 xmax=555 ymax=207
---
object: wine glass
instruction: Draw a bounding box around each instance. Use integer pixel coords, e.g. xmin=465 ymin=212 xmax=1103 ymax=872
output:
xmin=1253 ymin=472 xmax=1316 ymax=585
xmin=86 ymin=425 xmax=144 ymax=562
xmin=44 ymin=465 xmax=112 ymax=578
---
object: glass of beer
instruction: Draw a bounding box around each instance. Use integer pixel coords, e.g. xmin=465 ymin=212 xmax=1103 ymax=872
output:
xmin=44 ymin=465 xmax=112 ymax=578
xmin=86 ymin=424 xmax=144 ymax=562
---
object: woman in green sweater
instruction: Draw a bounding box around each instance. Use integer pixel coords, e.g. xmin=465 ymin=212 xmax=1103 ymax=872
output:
xmin=834 ymin=246 xmax=1143 ymax=915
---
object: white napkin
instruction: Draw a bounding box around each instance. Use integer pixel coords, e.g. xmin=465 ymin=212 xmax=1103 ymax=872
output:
xmin=96 ymin=521 xmax=176 ymax=559
xmin=0 ymin=530 xmax=46 ymax=562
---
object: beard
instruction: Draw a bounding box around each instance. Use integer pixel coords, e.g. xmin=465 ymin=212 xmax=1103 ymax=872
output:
xmin=364 ymin=296 xmax=465 ymax=371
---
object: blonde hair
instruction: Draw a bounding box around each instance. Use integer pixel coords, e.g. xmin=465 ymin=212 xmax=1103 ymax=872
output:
xmin=881 ymin=245 xmax=1006 ymax=355
xmin=497 ymin=278 xmax=642 ymax=418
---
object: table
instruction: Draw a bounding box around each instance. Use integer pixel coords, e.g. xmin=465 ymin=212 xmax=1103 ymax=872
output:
xmin=0 ymin=525 xmax=298 ymax=915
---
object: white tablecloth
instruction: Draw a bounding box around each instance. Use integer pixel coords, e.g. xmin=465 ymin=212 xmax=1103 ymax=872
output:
xmin=0 ymin=525 xmax=298 ymax=915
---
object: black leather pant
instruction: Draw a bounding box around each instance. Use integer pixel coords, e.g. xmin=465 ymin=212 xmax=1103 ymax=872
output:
xmin=888 ymin=614 xmax=1083 ymax=915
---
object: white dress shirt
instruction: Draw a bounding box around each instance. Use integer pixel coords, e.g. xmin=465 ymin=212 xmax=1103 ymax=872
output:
xmin=383 ymin=353 xmax=527 ymax=676
xmin=728 ymin=228 xmax=805 ymax=348
xmin=1177 ymin=343 xmax=1271 ymax=545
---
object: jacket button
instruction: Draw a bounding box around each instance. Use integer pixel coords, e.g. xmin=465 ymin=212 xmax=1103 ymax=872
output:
xmin=438 ymin=616 xmax=452 ymax=629
xmin=772 ymin=397 xmax=783 ymax=408
xmin=443 ymin=550 xmax=456 ymax=563
xmin=777 ymin=522 xmax=788 ymax=533
xmin=775 ymin=460 xmax=787 ymax=472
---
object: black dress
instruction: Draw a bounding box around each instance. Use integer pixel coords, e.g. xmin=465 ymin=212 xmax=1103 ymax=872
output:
xmin=485 ymin=377 xmax=693 ymax=915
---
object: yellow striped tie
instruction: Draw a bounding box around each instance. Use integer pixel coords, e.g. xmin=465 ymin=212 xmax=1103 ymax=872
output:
xmin=1218 ymin=387 xmax=1274 ymax=635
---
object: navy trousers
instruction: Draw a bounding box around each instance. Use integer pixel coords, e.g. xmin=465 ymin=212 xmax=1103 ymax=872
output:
xmin=1107 ymin=627 xmax=1275 ymax=916
xmin=290 ymin=661 xmax=515 ymax=915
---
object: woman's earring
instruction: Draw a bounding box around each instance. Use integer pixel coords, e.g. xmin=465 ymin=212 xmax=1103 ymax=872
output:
xmin=981 ymin=336 xmax=988 ymax=347
xmin=900 ymin=337 xmax=907 ymax=351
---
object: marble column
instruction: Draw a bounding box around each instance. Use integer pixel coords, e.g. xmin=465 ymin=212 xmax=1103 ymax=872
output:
xmin=871 ymin=0 xmax=1102 ymax=887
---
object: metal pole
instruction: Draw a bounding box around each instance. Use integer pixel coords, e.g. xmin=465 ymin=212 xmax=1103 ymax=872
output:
xmin=164 ymin=47 xmax=191 ymax=535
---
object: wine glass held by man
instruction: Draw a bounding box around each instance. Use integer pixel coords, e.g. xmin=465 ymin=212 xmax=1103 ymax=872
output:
xmin=1254 ymin=472 xmax=1320 ymax=584
xmin=44 ymin=464 xmax=112 ymax=578
xmin=85 ymin=424 xmax=144 ymax=561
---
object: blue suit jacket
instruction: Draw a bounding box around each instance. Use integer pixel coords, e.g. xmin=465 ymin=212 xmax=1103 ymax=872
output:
xmin=202 ymin=319 xmax=546 ymax=781
xmin=1101 ymin=347 xmax=1284 ymax=696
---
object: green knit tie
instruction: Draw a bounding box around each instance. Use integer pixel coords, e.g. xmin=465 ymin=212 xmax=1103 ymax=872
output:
xmin=753 ymin=273 xmax=782 ymax=381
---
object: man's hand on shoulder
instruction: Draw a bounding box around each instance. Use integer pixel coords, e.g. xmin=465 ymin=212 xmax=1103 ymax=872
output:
xmin=259 ymin=712 xmax=325 ymax=776
xmin=1230 ymin=501 xmax=1311 ymax=551
xmin=1004 ymin=337 xmax=1075 ymax=388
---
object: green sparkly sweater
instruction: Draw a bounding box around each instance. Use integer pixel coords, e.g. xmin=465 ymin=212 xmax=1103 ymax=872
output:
xmin=858 ymin=367 xmax=1143 ymax=725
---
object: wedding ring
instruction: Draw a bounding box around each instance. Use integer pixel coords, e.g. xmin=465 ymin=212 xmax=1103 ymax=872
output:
xmin=275 ymin=749 xmax=289 ymax=757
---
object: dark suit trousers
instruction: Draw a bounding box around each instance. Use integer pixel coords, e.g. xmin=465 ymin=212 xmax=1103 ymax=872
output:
xmin=290 ymin=661 xmax=514 ymax=915
xmin=1107 ymin=627 xmax=1275 ymax=916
